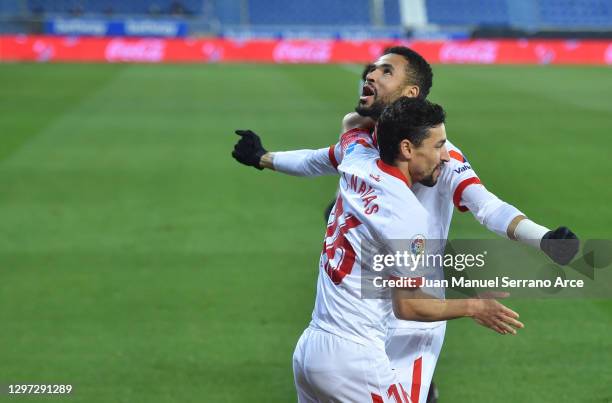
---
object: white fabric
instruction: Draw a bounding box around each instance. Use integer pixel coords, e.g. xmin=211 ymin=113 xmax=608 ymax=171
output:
xmin=513 ymin=218 xmax=549 ymax=249
xmin=278 ymin=136 xmax=526 ymax=401
xmin=310 ymin=128 xmax=430 ymax=351
xmin=389 ymin=140 xmax=482 ymax=329
xmin=293 ymin=326 xmax=412 ymax=403
xmin=271 ymin=139 xmax=527 ymax=334
xmin=272 ymin=148 xmax=337 ymax=177
xmin=461 ymin=184 xmax=524 ymax=239
xmin=386 ymin=323 xmax=446 ymax=403
xmin=298 ymin=128 xmax=428 ymax=402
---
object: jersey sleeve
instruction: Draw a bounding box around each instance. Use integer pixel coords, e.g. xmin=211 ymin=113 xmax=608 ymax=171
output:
xmin=272 ymin=147 xmax=337 ymax=177
xmin=443 ymin=143 xmax=524 ymax=238
xmin=442 ymin=148 xmax=482 ymax=212
xmin=272 ymin=128 xmax=374 ymax=176
xmin=336 ymin=128 xmax=377 ymax=166
xmin=461 ymin=181 xmax=524 ymax=239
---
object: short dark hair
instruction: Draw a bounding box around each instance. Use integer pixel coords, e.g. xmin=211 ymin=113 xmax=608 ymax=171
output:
xmin=383 ymin=46 xmax=433 ymax=99
xmin=377 ymin=97 xmax=446 ymax=164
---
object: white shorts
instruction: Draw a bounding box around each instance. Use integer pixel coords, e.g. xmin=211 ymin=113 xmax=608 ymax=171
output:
xmin=385 ymin=323 xmax=446 ymax=403
xmin=293 ymin=327 xmax=412 ymax=403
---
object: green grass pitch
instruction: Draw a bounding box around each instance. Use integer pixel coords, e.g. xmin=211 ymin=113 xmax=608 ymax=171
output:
xmin=0 ymin=63 xmax=610 ymax=402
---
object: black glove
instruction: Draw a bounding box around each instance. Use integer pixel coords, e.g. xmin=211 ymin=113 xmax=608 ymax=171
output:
xmin=232 ymin=129 xmax=267 ymax=170
xmin=540 ymin=226 xmax=579 ymax=266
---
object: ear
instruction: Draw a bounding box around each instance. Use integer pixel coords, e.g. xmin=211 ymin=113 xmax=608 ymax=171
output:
xmin=401 ymin=85 xmax=420 ymax=99
xmin=398 ymin=139 xmax=414 ymax=161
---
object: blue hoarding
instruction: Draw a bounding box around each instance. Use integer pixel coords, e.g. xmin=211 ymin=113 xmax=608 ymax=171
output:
xmin=44 ymin=18 xmax=188 ymax=37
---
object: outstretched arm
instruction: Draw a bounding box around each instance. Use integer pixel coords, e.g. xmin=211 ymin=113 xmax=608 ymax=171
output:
xmin=232 ymin=129 xmax=337 ymax=176
xmin=460 ymin=183 xmax=579 ymax=265
xmin=267 ymin=148 xmax=339 ymax=176
xmin=232 ymin=113 xmax=375 ymax=177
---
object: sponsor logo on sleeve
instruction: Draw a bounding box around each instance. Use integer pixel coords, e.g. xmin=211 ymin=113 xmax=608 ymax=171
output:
xmin=453 ymin=164 xmax=473 ymax=175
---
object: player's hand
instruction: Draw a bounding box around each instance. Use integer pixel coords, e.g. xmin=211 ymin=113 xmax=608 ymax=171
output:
xmin=540 ymin=226 xmax=579 ymax=266
xmin=232 ymin=129 xmax=268 ymax=170
xmin=342 ymin=112 xmax=375 ymax=131
xmin=470 ymin=292 xmax=524 ymax=335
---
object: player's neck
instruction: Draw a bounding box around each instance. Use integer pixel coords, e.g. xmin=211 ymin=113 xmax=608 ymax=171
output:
xmin=394 ymin=160 xmax=413 ymax=187
xmin=379 ymin=159 xmax=413 ymax=188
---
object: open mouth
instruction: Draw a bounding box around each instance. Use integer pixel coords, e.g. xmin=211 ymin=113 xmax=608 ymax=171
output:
xmin=359 ymin=84 xmax=376 ymax=103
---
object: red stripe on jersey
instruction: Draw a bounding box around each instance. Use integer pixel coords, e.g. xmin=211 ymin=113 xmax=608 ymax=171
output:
xmin=328 ymin=144 xmax=339 ymax=169
xmin=411 ymin=357 xmax=423 ymax=403
xmin=453 ymin=177 xmax=482 ymax=212
xmin=371 ymin=393 xmax=384 ymax=403
xmin=387 ymin=384 xmax=403 ymax=403
xmin=399 ymin=384 xmax=411 ymax=403
xmin=342 ymin=127 xmax=369 ymax=137
xmin=356 ymin=138 xmax=374 ymax=149
xmin=376 ymin=159 xmax=412 ymax=187
xmin=449 ymin=150 xmax=465 ymax=162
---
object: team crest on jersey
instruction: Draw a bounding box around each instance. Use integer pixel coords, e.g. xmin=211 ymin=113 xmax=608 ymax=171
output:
xmin=411 ymin=235 xmax=426 ymax=255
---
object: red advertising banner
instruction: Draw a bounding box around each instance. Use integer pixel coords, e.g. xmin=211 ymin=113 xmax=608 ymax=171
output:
xmin=1 ymin=35 xmax=611 ymax=64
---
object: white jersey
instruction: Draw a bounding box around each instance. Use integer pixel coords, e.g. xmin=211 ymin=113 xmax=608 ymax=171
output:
xmin=412 ymin=140 xmax=481 ymax=239
xmin=328 ymin=136 xmax=481 ymax=239
xmin=327 ymin=135 xmax=480 ymax=329
xmin=328 ymin=137 xmax=479 ymax=239
xmin=310 ymin=128 xmax=430 ymax=352
xmin=391 ymin=140 xmax=480 ymax=328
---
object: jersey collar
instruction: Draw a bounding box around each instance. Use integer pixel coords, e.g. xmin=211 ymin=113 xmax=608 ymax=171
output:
xmin=376 ymin=159 xmax=412 ymax=188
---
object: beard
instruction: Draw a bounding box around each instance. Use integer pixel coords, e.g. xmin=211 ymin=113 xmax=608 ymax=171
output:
xmin=355 ymin=98 xmax=386 ymax=119
xmin=355 ymin=86 xmax=406 ymax=119
xmin=419 ymin=163 xmax=445 ymax=187
xmin=418 ymin=175 xmax=438 ymax=187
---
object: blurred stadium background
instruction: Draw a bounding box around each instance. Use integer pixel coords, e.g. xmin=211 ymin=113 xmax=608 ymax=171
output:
xmin=2 ymin=0 xmax=612 ymax=38
xmin=0 ymin=1 xmax=611 ymax=402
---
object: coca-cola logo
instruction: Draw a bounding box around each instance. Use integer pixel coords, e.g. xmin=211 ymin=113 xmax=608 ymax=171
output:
xmin=105 ymin=39 xmax=165 ymax=63
xmin=202 ymin=43 xmax=223 ymax=62
xmin=273 ymin=41 xmax=332 ymax=63
xmin=33 ymin=40 xmax=54 ymax=62
xmin=534 ymin=44 xmax=555 ymax=65
xmin=605 ymin=44 xmax=612 ymax=65
xmin=439 ymin=42 xmax=499 ymax=64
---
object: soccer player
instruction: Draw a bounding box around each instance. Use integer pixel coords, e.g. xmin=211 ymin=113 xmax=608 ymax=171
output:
xmin=291 ymin=97 xmax=523 ymax=402
xmin=232 ymin=47 xmax=578 ymax=403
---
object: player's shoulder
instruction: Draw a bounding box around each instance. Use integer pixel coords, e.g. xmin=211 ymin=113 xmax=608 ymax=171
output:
xmin=373 ymin=160 xmax=429 ymax=218
xmin=337 ymin=127 xmax=377 ymax=167
xmin=339 ymin=127 xmax=375 ymax=150
xmin=445 ymin=139 xmax=469 ymax=164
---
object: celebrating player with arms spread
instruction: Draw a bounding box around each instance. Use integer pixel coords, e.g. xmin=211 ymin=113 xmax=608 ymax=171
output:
xmin=232 ymin=46 xmax=579 ymax=403
xmin=292 ymin=97 xmax=522 ymax=402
